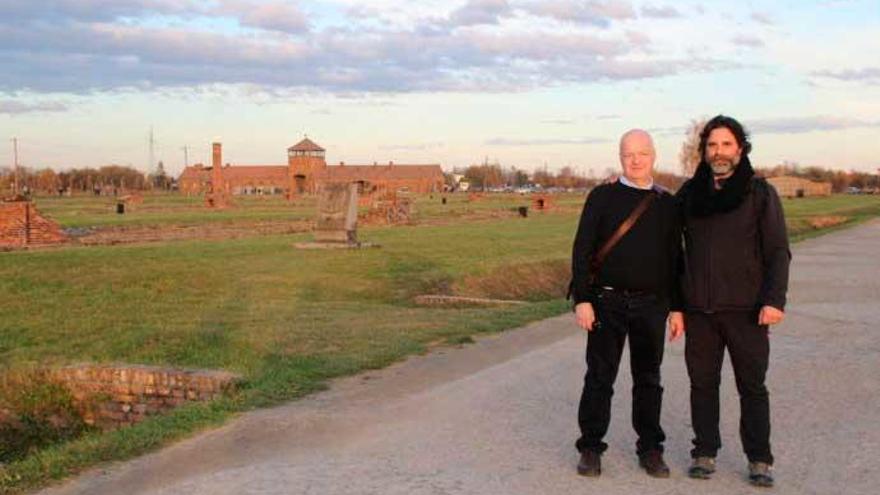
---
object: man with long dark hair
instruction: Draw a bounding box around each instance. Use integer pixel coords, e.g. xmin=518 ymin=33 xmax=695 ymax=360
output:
xmin=677 ymin=115 xmax=791 ymax=487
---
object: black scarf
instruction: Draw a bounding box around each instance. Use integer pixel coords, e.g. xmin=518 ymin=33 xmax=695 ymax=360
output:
xmin=686 ymin=155 xmax=755 ymax=217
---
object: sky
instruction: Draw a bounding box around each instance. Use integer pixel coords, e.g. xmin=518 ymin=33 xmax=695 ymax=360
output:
xmin=0 ymin=0 xmax=878 ymax=177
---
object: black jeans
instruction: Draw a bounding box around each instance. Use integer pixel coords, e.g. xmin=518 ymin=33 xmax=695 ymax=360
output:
xmin=576 ymin=289 xmax=667 ymax=456
xmin=685 ymin=311 xmax=773 ymax=464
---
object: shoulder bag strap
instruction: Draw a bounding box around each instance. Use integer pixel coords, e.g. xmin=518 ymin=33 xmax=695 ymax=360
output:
xmin=589 ymin=190 xmax=658 ymax=277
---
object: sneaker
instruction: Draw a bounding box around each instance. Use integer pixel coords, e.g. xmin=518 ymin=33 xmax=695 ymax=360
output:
xmin=748 ymin=462 xmax=774 ymax=488
xmin=638 ymin=450 xmax=670 ymax=478
xmin=577 ymin=450 xmax=601 ymax=477
xmin=688 ymin=456 xmax=716 ymax=479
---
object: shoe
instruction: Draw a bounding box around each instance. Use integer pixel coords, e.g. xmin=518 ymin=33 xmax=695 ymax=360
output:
xmin=638 ymin=450 xmax=670 ymax=478
xmin=748 ymin=462 xmax=774 ymax=488
xmin=688 ymin=456 xmax=716 ymax=479
xmin=577 ymin=450 xmax=601 ymax=477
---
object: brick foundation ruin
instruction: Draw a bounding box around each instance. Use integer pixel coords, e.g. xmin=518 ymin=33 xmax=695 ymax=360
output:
xmin=0 ymin=197 xmax=67 ymax=249
xmin=54 ymin=364 xmax=240 ymax=429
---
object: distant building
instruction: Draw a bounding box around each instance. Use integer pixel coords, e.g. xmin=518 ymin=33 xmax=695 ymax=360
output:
xmin=178 ymin=138 xmax=445 ymax=197
xmin=766 ymin=175 xmax=832 ymax=198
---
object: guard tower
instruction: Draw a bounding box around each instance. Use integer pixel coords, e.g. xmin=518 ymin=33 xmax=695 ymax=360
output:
xmin=287 ymin=137 xmax=327 ymax=198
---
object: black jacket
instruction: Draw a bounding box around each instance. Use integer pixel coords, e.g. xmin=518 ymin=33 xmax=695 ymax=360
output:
xmin=677 ymin=174 xmax=791 ymax=312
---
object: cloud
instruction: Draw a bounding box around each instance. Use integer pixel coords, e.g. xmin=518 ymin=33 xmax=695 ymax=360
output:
xmin=521 ymin=0 xmax=636 ymax=27
xmin=0 ymin=1 xmax=309 ymax=34
xmin=0 ymin=99 xmax=69 ymax=114
xmin=750 ymin=12 xmax=774 ymax=25
xmin=0 ymin=0 xmax=199 ymax=23
xmin=379 ymin=141 xmax=446 ymax=151
xmin=746 ymin=116 xmax=880 ymax=134
xmin=486 ymin=136 xmax=610 ymax=146
xmin=641 ymin=5 xmax=682 ymax=18
xmin=448 ymin=0 xmax=512 ymax=26
xmin=540 ymin=119 xmax=577 ymax=125
xmin=731 ymin=34 xmax=764 ymax=48
xmin=217 ymin=1 xmax=309 ymax=34
xmin=811 ymin=67 xmax=880 ymax=84
xmin=0 ymin=1 xmax=716 ymax=95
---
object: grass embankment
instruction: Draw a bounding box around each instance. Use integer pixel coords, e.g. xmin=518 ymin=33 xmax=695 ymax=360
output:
xmin=1 ymin=193 xmax=879 ymax=492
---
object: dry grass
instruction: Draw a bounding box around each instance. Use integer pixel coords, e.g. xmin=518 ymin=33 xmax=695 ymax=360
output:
xmin=807 ymin=215 xmax=849 ymax=229
xmin=453 ymin=259 xmax=570 ymax=301
xmin=0 ymin=369 xmax=93 ymax=464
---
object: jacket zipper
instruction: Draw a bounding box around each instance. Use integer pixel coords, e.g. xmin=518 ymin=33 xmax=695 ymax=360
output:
xmin=706 ymin=218 xmax=713 ymax=311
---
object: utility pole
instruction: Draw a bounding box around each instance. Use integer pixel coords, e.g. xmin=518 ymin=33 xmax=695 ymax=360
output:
xmin=148 ymin=126 xmax=155 ymax=173
xmin=12 ymin=137 xmax=19 ymax=195
xmin=182 ymin=145 xmax=189 ymax=168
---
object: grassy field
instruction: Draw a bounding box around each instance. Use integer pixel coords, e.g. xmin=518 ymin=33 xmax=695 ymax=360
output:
xmin=1 ymin=192 xmax=879 ymax=492
xmin=32 ymin=191 xmax=586 ymax=229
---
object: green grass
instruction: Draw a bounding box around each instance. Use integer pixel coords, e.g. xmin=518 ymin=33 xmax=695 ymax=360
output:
xmin=1 ymin=193 xmax=879 ymax=493
xmin=34 ymin=194 xmax=317 ymax=229
xmin=781 ymin=194 xmax=880 ymax=241
xmin=31 ymin=191 xmax=584 ymax=230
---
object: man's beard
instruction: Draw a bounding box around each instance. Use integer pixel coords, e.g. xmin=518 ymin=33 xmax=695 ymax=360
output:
xmin=710 ymin=160 xmax=734 ymax=176
xmin=709 ymin=156 xmax=739 ymax=176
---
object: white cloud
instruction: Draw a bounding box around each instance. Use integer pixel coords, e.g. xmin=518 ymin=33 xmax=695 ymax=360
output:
xmin=750 ymin=12 xmax=774 ymax=25
xmin=747 ymin=115 xmax=880 ymax=134
xmin=731 ymin=34 xmax=764 ymax=48
xmin=811 ymin=67 xmax=880 ymax=84
xmin=520 ymin=0 xmax=636 ymax=26
xmin=641 ymin=5 xmax=682 ymax=18
xmin=216 ymin=1 xmax=310 ymax=33
xmin=486 ymin=136 xmax=610 ymax=145
xmin=0 ymin=99 xmax=69 ymax=114
xmin=448 ymin=0 xmax=512 ymax=26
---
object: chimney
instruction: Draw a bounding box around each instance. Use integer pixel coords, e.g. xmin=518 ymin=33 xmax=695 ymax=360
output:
xmin=212 ymin=143 xmax=222 ymax=169
xmin=340 ymin=161 xmax=345 ymax=166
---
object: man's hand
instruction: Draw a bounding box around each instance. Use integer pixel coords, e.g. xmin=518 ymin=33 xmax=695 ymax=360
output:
xmin=758 ymin=305 xmax=785 ymax=325
xmin=575 ymin=302 xmax=596 ymax=331
xmin=668 ymin=311 xmax=685 ymax=341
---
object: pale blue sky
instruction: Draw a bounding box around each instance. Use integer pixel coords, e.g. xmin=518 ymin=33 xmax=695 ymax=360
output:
xmin=1 ymin=0 xmax=878 ymax=176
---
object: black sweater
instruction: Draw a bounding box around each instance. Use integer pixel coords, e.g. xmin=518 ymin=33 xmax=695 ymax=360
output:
xmin=570 ymin=181 xmax=681 ymax=308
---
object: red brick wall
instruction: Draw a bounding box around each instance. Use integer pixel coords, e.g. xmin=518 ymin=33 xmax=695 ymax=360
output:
xmin=0 ymin=200 xmax=67 ymax=249
xmin=54 ymin=364 xmax=240 ymax=429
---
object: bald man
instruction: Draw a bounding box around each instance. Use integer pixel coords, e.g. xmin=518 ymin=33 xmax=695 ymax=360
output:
xmin=569 ymin=129 xmax=684 ymax=478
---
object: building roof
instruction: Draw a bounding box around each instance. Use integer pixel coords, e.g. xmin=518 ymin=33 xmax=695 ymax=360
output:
xmin=767 ymin=175 xmax=830 ymax=185
xmin=288 ymin=138 xmax=325 ymax=152
xmin=319 ymin=164 xmax=444 ymax=182
xmin=179 ymin=162 xmax=444 ymax=184
xmin=179 ymin=165 xmax=287 ymax=181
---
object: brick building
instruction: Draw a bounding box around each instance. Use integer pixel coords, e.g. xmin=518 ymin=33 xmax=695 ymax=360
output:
xmin=0 ymin=197 xmax=67 ymax=249
xmin=767 ymin=175 xmax=832 ymax=198
xmin=178 ymin=138 xmax=445 ymax=197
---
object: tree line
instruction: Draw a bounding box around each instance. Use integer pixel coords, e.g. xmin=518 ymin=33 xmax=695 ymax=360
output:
xmin=0 ymin=163 xmax=173 ymax=195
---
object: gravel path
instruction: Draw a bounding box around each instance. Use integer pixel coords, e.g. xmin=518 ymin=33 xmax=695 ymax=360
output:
xmin=41 ymin=220 xmax=880 ymax=495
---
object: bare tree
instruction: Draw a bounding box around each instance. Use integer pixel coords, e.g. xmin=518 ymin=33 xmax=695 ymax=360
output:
xmin=679 ymin=118 xmax=707 ymax=177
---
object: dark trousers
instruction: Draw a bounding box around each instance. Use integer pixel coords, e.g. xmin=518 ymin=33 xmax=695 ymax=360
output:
xmin=685 ymin=311 xmax=773 ymax=464
xmin=576 ymin=290 xmax=667 ymax=456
